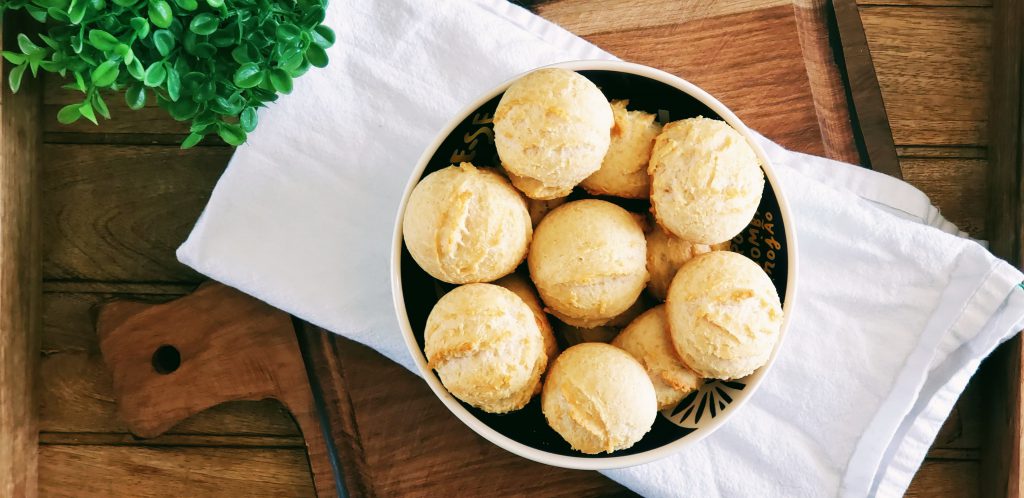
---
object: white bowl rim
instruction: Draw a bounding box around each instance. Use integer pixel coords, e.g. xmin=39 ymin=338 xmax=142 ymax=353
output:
xmin=389 ymin=59 xmax=799 ymax=470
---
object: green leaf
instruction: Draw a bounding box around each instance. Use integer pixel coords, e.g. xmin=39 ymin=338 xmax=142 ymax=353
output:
xmin=275 ymin=23 xmax=300 ymax=44
xmin=173 ymin=0 xmax=196 ymax=10
xmin=191 ymin=43 xmax=216 ymax=59
xmin=232 ymin=62 xmax=263 ymax=88
xmin=126 ymin=57 xmax=145 ymax=79
xmin=115 ymin=44 xmax=134 ymax=64
xmin=92 ymin=92 xmax=111 ymax=119
xmin=180 ymin=132 xmax=204 ymax=149
xmin=88 ymin=30 xmax=118 ymax=51
xmin=239 ymin=107 xmax=257 ymax=133
xmin=289 ymin=57 xmax=311 ymax=78
xmin=125 ymin=84 xmax=146 ymax=109
xmin=88 ymin=0 xmax=105 ymax=10
xmin=230 ymin=45 xmax=251 ymax=64
xmin=189 ymin=13 xmax=218 ymax=36
xmin=2 ymin=52 xmax=26 ymax=65
xmin=205 ymin=0 xmax=222 ymax=7
xmin=90 ymin=60 xmax=119 ymax=87
xmin=68 ymin=0 xmax=87 ymax=24
xmin=312 ymin=25 xmax=335 ymax=48
xmin=148 ymin=0 xmax=173 ymax=29
xmin=193 ymin=80 xmax=215 ymax=102
xmin=47 ymin=7 xmax=70 ymax=23
xmin=71 ymin=34 xmax=84 ymax=54
xmin=73 ymin=72 xmax=87 ymax=92
xmin=143 ymin=60 xmax=166 ymax=87
xmin=130 ymin=17 xmax=151 ymax=38
xmin=166 ymin=97 xmax=198 ymax=120
xmin=38 ymin=35 xmax=61 ymax=51
xmin=113 ymin=0 xmax=138 ymax=6
xmin=17 ymin=34 xmax=41 ymax=55
xmin=182 ymin=71 xmax=204 ymax=91
xmin=217 ymin=122 xmax=245 ymax=146
xmin=79 ymin=100 xmax=98 ymax=125
xmin=56 ymin=104 xmax=82 ymax=124
xmin=305 ymin=44 xmax=328 ymax=68
xmin=165 ymin=65 xmax=181 ymax=101
xmin=153 ymin=29 xmax=174 ymax=56
xmin=209 ymin=28 xmax=235 ymax=48
xmin=301 ymin=6 xmax=325 ymax=28
xmin=9 ymin=64 xmax=26 ymax=93
xmin=269 ymin=68 xmax=292 ymax=94
xmin=25 ymin=4 xmax=48 ymax=22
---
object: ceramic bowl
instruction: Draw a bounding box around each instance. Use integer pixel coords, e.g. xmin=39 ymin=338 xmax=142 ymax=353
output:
xmin=390 ymin=60 xmax=798 ymax=470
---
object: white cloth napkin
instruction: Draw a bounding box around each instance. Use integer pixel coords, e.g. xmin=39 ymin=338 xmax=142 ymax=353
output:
xmin=177 ymin=1 xmax=1024 ymax=496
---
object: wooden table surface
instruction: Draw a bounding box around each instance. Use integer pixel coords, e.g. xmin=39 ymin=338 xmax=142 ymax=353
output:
xmin=33 ymin=0 xmax=992 ymax=496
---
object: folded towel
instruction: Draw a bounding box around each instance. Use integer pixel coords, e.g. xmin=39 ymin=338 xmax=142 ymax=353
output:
xmin=177 ymin=1 xmax=1024 ymax=495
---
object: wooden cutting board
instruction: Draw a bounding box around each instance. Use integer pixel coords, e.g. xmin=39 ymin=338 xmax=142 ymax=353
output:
xmin=93 ymin=1 xmax=903 ymax=496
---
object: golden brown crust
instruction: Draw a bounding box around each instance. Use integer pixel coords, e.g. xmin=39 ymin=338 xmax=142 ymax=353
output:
xmin=494 ymin=68 xmax=614 ymax=199
xmin=528 ymin=200 xmax=649 ymax=327
xmin=541 ymin=343 xmax=657 ymax=454
xmin=648 ymin=117 xmax=764 ymax=245
xmin=425 ymin=284 xmax=547 ymax=413
xmin=403 ymin=163 xmax=532 ymax=284
xmin=665 ymin=252 xmax=782 ymax=380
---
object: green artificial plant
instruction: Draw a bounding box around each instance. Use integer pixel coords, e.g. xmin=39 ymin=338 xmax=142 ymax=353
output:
xmin=0 ymin=0 xmax=334 ymax=147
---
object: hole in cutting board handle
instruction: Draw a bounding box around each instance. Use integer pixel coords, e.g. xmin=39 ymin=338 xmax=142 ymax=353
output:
xmin=152 ymin=345 xmax=181 ymax=374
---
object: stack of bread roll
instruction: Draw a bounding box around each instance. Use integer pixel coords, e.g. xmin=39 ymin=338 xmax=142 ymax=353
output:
xmin=402 ymin=68 xmax=783 ymax=455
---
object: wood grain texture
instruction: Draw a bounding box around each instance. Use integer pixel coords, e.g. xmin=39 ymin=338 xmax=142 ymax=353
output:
xmin=40 ymin=283 xmax=299 ymax=438
xmin=535 ymin=0 xmax=791 ymax=36
xmin=792 ymin=0 xmax=862 ymax=165
xmin=859 ymin=0 xmax=989 ymax=5
xmin=831 ymin=0 xmax=902 ymax=176
xmin=95 ymin=283 xmax=366 ymax=498
xmin=900 ymin=157 xmax=987 ymax=237
xmin=0 ymin=14 xmax=42 ymax=498
xmin=906 ymin=461 xmax=980 ymax=498
xmin=980 ymin=0 xmax=1024 ymax=495
xmin=584 ymin=5 xmax=826 ymax=157
xmin=38 ymin=446 xmax=314 ymax=497
xmin=40 ymin=348 xmax=299 ymax=436
xmin=860 ymin=6 xmax=992 ymax=146
xmin=42 ymin=145 xmax=229 ymax=282
xmin=25 ymin=1 xmax=993 ymax=497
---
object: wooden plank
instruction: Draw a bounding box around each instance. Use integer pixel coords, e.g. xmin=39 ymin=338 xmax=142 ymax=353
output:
xmin=585 ymin=5 xmax=828 ymax=157
xmin=38 ymin=433 xmax=304 ymax=448
xmin=42 ymin=145 xmax=230 ymax=282
xmin=0 ymin=13 xmax=42 ymax=498
xmin=980 ymin=0 xmax=1024 ymax=495
xmin=859 ymin=0 xmax=989 ymax=5
xmin=38 ymin=446 xmax=314 ymax=497
xmin=896 ymin=145 xmax=987 ymax=159
xmin=535 ymin=0 xmax=791 ymax=36
xmin=40 ymin=351 xmax=300 ymax=436
xmin=860 ymin=6 xmax=992 ymax=146
xmin=40 ymin=291 xmax=299 ymax=436
xmin=906 ymin=460 xmax=980 ymax=497
xmin=900 ymin=157 xmax=988 ymax=237
xmin=95 ymin=283 xmax=365 ymax=498
xmin=831 ymin=0 xmax=901 ymax=176
xmin=792 ymin=0 xmax=862 ymax=165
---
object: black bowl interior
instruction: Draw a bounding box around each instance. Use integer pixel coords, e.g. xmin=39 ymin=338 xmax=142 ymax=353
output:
xmin=400 ymin=70 xmax=789 ymax=458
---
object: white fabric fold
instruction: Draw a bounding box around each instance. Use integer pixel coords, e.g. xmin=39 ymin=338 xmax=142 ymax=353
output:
xmin=177 ymin=1 xmax=1024 ymax=496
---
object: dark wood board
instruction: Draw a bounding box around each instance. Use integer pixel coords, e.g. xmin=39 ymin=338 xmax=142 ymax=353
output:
xmin=981 ymin=0 xmax=1024 ymax=496
xmin=85 ymin=1 xmax=916 ymax=497
xmin=0 ymin=14 xmax=42 ymax=498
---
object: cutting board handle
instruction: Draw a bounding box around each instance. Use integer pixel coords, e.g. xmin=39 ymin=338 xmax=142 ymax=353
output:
xmin=95 ymin=282 xmax=371 ymax=498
